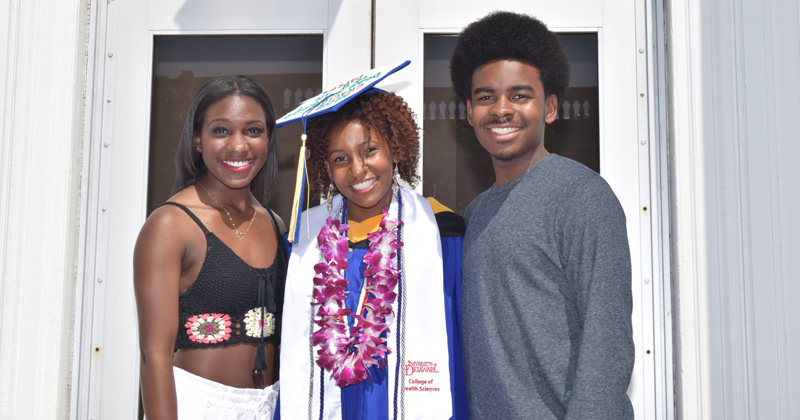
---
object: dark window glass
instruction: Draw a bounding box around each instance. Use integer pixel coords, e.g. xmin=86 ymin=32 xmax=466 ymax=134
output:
xmin=148 ymin=35 xmax=323 ymax=221
xmin=422 ymin=33 xmax=599 ymax=215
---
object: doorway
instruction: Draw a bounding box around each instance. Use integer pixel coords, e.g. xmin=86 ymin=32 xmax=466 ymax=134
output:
xmin=78 ymin=1 xmax=667 ymax=418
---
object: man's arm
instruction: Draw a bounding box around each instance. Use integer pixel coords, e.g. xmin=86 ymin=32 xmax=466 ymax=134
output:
xmin=561 ymin=175 xmax=635 ymax=420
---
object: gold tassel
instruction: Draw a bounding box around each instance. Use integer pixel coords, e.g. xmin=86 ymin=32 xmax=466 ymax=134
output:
xmin=288 ymin=134 xmax=308 ymax=244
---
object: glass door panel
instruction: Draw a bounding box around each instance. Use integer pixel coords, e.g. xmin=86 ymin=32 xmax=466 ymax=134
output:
xmin=148 ymin=35 xmax=323 ymax=221
xmin=374 ymin=2 xmax=655 ymax=418
xmin=91 ymin=1 xmax=368 ymax=417
xmin=422 ymin=33 xmax=599 ymax=215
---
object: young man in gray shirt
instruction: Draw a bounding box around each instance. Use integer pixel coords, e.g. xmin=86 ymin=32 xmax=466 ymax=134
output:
xmin=450 ymin=11 xmax=635 ymax=420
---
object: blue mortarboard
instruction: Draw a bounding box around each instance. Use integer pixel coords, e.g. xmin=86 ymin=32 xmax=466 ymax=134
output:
xmin=278 ymin=60 xmax=411 ymax=243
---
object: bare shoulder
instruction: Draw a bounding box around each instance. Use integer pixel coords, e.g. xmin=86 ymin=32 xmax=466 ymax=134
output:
xmin=134 ymin=206 xmax=185 ymax=265
xmin=140 ymin=187 xmax=206 ymax=235
xmin=138 ymin=202 xmax=194 ymax=241
xmin=134 ymin=191 xmax=205 ymax=274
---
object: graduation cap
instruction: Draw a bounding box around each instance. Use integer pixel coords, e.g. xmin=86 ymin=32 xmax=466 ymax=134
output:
xmin=278 ymin=60 xmax=411 ymax=244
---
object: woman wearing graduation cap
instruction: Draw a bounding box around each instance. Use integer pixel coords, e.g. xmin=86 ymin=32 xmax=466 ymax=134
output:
xmin=278 ymin=65 xmax=467 ymax=420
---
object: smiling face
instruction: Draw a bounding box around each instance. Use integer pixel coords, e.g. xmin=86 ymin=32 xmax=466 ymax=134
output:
xmin=326 ymin=119 xmax=396 ymax=222
xmin=466 ymin=59 xmax=558 ymax=186
xmin=193 ymin=95 xmax=269 ymax=191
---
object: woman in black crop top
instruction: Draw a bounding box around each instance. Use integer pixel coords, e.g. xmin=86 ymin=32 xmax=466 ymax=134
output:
xmin=134 ymin=76 xmax=286 ymax=420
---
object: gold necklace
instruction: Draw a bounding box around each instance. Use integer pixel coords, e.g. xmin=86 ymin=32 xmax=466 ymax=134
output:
xmin=197 ymin=182 xmax=257 ymax=240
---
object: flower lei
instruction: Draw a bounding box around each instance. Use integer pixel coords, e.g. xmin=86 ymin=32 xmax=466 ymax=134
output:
xmin=310 ymin=204 xmax=403 ymax=388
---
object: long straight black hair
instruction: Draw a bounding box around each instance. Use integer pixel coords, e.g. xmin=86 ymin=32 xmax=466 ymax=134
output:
xmin=172 ymin=75 xmax=278 ymax=204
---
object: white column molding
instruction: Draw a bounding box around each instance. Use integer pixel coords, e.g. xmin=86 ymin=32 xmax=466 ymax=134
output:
xmin=668 ymin=0 xmax=753 ymax=418
xmin=666 ymin=1 xmax=714 ymax=418
xmin=0 ymin=0 xmax=90 ymax=419
xmin=736 ymin=0 xmax=799 ymax=417
xmin=667 ymin=0 xmax=800 ymax=418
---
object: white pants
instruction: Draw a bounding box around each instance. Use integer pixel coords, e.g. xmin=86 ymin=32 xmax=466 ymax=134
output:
xmin=172 ymin=366 xmax=279 ymax=420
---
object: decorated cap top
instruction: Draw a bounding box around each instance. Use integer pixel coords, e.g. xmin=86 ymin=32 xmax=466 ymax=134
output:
xmin=276 ymin=60 xmax=410 ymax=128
xmin=278 ymin=60 xmax=411 ymax=243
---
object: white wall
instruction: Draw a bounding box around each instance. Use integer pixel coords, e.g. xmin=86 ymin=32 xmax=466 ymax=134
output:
xmin=0 ymin=0 xmax=89 ymax=418
xmin=667 ymin=0 xmax=800 ymax=418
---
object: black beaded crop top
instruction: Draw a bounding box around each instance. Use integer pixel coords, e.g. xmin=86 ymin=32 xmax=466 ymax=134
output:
xmin=162 ymin=202 xmax=287 ymax=372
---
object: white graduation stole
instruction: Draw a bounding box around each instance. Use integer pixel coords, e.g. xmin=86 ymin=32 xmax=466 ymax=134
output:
xmin=280 ymin=187 xmax=453 ymax=420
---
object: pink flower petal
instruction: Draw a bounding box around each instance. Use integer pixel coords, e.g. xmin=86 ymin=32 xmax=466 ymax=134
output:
xmin=310 ymin=209 xmax=401 ymax=387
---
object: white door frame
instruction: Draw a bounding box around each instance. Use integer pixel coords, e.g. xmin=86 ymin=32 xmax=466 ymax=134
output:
xmin=73 ymin=0 xmax=672 ymax=418
xmin=72 ymin=1 xmax=372 ymax=418
xmin=374 ymin=1 xmax=672 ymax=419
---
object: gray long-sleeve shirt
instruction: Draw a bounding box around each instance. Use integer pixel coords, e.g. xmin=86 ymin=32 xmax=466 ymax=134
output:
xmin=462 ymin=154 xmax=634 ymax=420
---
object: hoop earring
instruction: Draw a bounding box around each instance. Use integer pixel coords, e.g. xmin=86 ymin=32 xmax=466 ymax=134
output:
xmin=392 ymin=165 xmax=400 ymax=196
xmin=327 ymin=182 xmax=335 ymax=213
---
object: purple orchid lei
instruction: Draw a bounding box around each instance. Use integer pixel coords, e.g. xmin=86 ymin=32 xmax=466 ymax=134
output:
xmin=310 ymin=208 xmax=403 ymax=388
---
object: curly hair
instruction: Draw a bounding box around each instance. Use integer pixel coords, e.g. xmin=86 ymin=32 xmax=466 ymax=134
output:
xmin=304 ymin=91 xmax=420 ymax=197
xmin=450 ymin=11 xmax=571 ymax=105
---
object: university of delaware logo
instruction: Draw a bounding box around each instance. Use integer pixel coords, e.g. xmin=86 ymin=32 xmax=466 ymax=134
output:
xmin=405 ymin=360 xmax=439 ymax=376
xmin=404 ymin=361 xmax=442 ymax=392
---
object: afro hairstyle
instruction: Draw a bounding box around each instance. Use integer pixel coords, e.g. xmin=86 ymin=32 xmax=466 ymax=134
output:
xmin=450 ymin=11 xmax=571 ymax=105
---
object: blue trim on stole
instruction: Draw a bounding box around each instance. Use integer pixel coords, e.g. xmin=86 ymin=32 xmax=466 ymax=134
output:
xmin=442 ymin=236 xmax=468 ymax=420
xmin=341 ymin=247 xmax=388 ymax=420
xmin=276 ymin=234 xmax=467 ymax=420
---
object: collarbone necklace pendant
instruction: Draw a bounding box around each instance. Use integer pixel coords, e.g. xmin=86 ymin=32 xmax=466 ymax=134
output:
xmin=197 ymin=182 xmax=257 ymax=240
